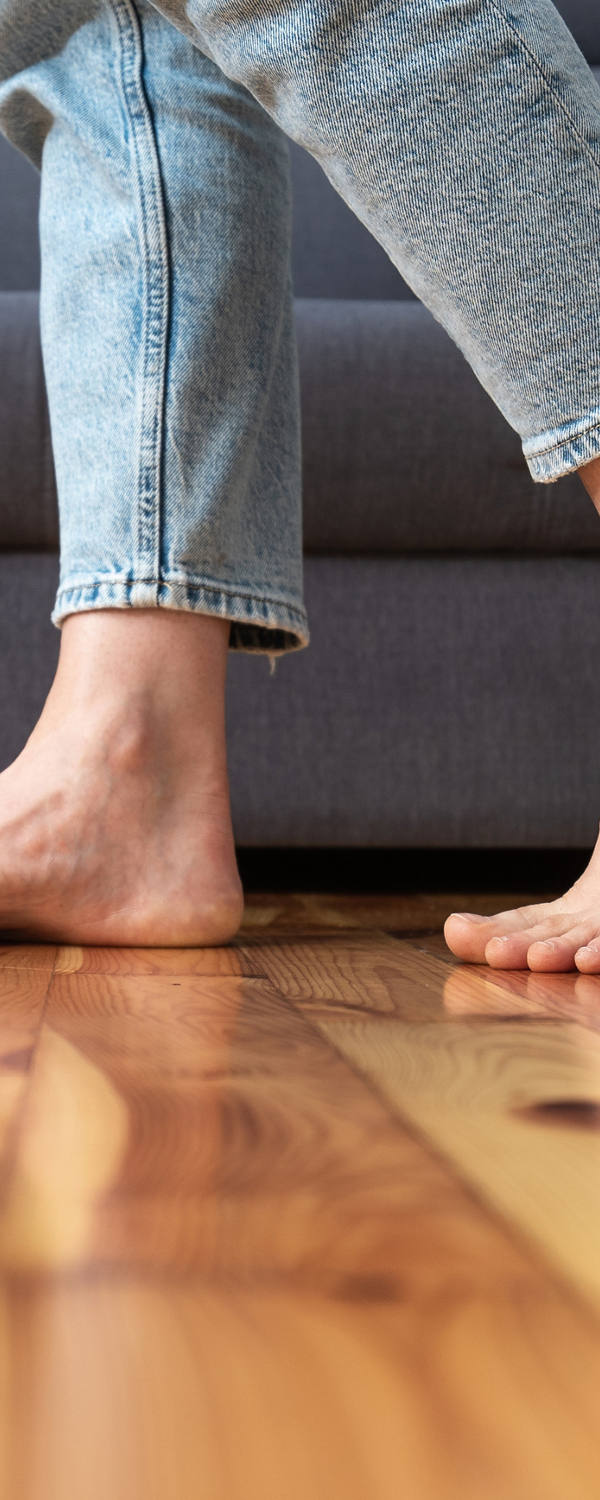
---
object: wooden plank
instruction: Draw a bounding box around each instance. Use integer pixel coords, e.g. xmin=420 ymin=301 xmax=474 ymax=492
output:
xmin=443 ymin=962 xmax=600 ymax=1030
xmin=54 ymin=944 xmax=250 ymax=976
xmin=280 ymin=935 xmax=600 ymax=1309
xmin=0 ymin=947 xmax=56 ymax=973
xmin=240 ymin=891 xmax=458 ymax=935
xmin=399 ymin=929 xmax=461 ymax=963
xmin=251 ymin=928 xmax=600 ymax=1030
xmin=3 ymin=1278 xmax=600 ymax=1500
xmin=0 ymin=971 xmax=51 ymax=1193
xmin=237 ymin=932 xmax=444 ymax=1014
xmin=239 ymin=891 xmax=552 ymax=936
xmin=3 ymin=956 xmax=600 ymax=1495
xmin=0 ymin=972 xmax=531 ymax=1288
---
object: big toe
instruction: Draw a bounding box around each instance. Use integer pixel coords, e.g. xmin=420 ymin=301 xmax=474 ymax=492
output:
xmin=444 ymin=913 xmax=491 ymax=961
xmin=444 ymin=905 xmax=546 ymax=963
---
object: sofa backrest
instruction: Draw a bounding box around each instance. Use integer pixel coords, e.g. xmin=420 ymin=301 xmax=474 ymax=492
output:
xmin=0 ymin=0 xmax=598 ymax=299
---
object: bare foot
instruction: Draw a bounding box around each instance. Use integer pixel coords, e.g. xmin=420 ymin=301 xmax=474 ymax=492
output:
xmin=0 ymin=610 xmax=244 ymax=946
xmin=443 ymin=829 xmax=600 ymax=971
xmin=446 ymin=456 xmax=600 ymax=974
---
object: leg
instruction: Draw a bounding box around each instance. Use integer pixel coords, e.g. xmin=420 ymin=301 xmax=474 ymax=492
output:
xmin=3 ymin=2 xmax=600 ymax=949
xmin=444 ymin=451 xmax=600 ymax=973
xmin=156 ymin=0 xmax=600 ymax=483
xmin=0 ymin=1 xmax=305 ymax=942
xmin=155 ymin=0 xmax=600 ymax=970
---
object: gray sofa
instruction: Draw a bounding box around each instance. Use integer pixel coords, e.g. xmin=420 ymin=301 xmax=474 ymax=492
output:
xmin=2 ymin=0 xmax=600 ymax=848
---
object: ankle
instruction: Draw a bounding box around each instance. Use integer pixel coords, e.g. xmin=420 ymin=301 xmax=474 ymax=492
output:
xmin=580 ymin=453 xmax=600 ymax=512
xmin=99 ymin=706 xmax=232 ymax=802
xmin=34 ymin=608 xmax=231 ymax=772
xmin=54 ymin=606 xmax=228 ymax=699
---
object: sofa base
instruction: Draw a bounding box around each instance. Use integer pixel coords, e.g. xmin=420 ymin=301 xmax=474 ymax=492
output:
xmin=1 ymin=553 xmax=598 ymax=848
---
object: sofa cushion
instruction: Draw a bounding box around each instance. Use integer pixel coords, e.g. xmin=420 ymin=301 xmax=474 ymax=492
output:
xmin=2 ymin=290 xmax=600 ymax=554
xmin=297 ymin=299 xmax=600 ymax=553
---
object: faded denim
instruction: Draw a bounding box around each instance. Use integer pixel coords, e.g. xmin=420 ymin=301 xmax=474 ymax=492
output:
xmin=1 ymin=1 xmax=600 ymax=653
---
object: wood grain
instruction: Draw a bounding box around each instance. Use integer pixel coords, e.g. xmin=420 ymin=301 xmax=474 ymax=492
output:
xmin=239 ymin=890 xmax=553 ymax=936
xmin=0 ymin=971 xmax=50 ymax=1191
xmin=2 ymin=904 xmax=600 ymax=1496
xmin=278 ymin=936 xmax=600 ymax=1309
xmin=443 ymin=962 xmax=600 ymax=1029
xmin=54 ymin=944 xmax=249 ymax=976
xmin=0 ymin=947 xmax=56 ymax=973
xmin=0 ymin=972 xmax=531 ymax=1290
xmin=5 ymin=1280 xmax=600 ymax=1500
xmin=237 ymin=932 xmax=444 ymax=1014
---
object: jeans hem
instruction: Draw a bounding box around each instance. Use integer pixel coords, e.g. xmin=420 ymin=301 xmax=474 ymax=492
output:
xmin=51 ymin=576 xmax=310 ymax=654
xmin=523 ymin=410 xmax=600 ymax=483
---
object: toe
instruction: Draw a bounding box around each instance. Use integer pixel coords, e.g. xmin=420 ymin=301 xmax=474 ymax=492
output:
xmin=443 ymin=913 xmax=490 ymax=962
xmin=527 ymin=922 xmax=597 ymax=972
xmin=574 ymin=938 xmax=600 ymax=973
xmin=444 ymin=903 xmax=553 ymax=963
xmin=484 ymin=913 xmax=589 ymax=970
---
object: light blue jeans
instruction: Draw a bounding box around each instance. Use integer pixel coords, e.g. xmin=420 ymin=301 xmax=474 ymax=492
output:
xmin=2 ymin=1 xmax=600 ymax=654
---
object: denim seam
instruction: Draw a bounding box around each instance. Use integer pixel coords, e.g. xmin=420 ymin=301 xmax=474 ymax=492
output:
xmin=527 ymin=416 xmax=600 ymax=460
xmin=53 ymin=575 xmax=308 ymax=617
xmin=108 ymin=0 xmax=170 ymax=596
xmin=486 ymin=0 xmax=600 ymax=183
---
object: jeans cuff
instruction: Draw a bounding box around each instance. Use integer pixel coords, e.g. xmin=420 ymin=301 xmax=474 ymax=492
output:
xmin=523 ymin=409 xmax=600 ymax=483
xmin=51 ymin=574 xmax=310 ymax=654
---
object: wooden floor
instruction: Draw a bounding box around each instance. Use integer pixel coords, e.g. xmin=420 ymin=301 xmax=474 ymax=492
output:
xmin=1 ymin=890 xmax=600 ymax=1498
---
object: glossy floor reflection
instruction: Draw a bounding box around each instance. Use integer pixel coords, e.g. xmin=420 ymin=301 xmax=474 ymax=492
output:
xmin=0 ymin=891 xmax=600 ymax=1499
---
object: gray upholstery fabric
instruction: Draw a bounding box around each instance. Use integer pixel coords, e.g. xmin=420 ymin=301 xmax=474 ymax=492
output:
xmin=557 ymin=0 xmax=600 ymax=61
xmin=297 ymin=301 xmax=600 ymax=552
xmin=0 ymin=557 xmax=60 ymax=765
xmin=0 ymin=293 xmax=57 ymax=548
xmin=231 ymin=553 xmax=600 ymax=848
xmin=1 ymin=551 xmax=599 ymax=848
xmin=0 ymin=141 xmax=40 ymax=292
xmin=2 ymin=291 xmax=600 ymax=554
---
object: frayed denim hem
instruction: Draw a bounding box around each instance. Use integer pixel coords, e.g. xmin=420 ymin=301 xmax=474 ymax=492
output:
xmin=523 ymin=409 xmax=600 ymax=483
xmin=50 ymin=574 xmax=310 ymax=655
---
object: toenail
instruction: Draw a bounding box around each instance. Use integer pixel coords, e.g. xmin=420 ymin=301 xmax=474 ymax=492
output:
xmin=577 ymin=944 xmax=597 ymax=957
xmin=536 ymin=940 xmax=557 ymax=950
xmin=451 ymin=913 xmax=484 ymax=923
xmin=489 ymin=935 xmax=510 ymax=945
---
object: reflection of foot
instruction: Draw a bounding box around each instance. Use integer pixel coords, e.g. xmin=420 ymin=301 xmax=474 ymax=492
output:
xmin=0 ymin=609 xmax=243 ymax=946
xmin=444 ymin=830 xmax=600 ymax=972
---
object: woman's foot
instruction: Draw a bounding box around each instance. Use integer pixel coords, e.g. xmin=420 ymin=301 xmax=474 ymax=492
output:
xmin=444 ymin=829 xmax=600 ymax=971
xmin=446 ymin=455 xmax=600 ymax=974
xmin=0 ymin=609 xmax=244 ymax=946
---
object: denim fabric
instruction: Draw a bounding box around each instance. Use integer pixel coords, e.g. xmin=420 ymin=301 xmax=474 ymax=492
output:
xmin=1 ymin=1 xmax=600 ymax=652
xmin=0 ymin=1 xmax=307 ymax=651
